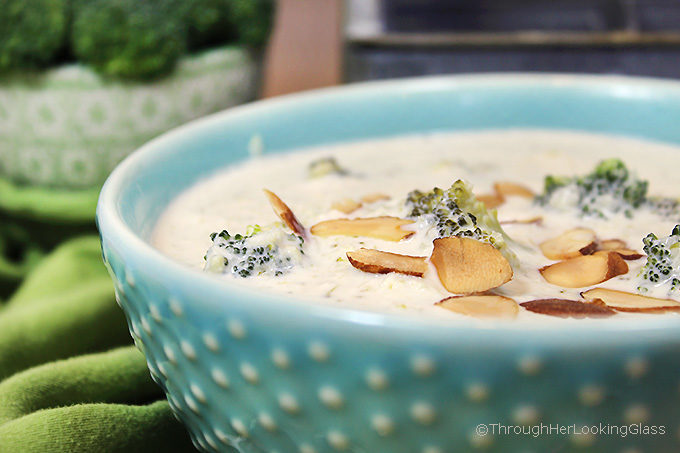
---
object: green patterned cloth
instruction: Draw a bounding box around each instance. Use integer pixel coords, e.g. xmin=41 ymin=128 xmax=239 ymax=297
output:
xmin=0 ymin=176 xmax=98 ymax=299
xmin=0 ymin=180 xmax=195 ymax=452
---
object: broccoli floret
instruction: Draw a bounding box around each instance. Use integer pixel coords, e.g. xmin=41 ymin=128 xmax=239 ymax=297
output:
xmin=637 ymin=225 xmax=680 ymax=296
xmin=72 ymin=0 xmax=186 ymax=80
xmin=181 ymin=0 xmax=237 ymax=50
xmin=228 ymin=0 xmax=274 ymax=47
xmin=541 ymin=175 xmax=571 ymax=196
xmin=0 ymin=0 xmax=68 ymax=72
xmin=648 ymin=197 xmax=680 ymax=220
xmin=536 ymin=158 xmax=649 ymax=218
xmin=406 ymin=180 xmax=514 ymax=261
xmin=308 ymin=157 xmax=348 ymax=178
xmin=204 ymin=224 xmax=304 ymax=277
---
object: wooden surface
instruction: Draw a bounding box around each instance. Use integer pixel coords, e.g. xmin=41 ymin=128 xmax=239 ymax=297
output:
xmin=350 ymin=31 xmax=680 ymax=48
xmin=262 ymin=0 xmax=344 ymax=97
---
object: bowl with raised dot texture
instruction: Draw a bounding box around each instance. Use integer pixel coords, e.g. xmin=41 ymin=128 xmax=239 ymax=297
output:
xmin=97 ymin=74 xmax=680 ymax=453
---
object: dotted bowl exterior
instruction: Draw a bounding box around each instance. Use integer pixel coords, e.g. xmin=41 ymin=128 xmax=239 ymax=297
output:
xmin=98 ymin=74 xmax=680 ymax=453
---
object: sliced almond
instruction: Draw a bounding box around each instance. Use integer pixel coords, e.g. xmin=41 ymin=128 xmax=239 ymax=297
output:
xmin=331 ymin=198 xmax=362 ymax=214
xmin=595 ymin=239 xmax=643 ymax=260
xmin=581 ymin=288 xmax=680 ymax=313
xmin=346 ymin=248 xmax=427 ymax=277
xmin=593 ymin=249 xmax=644 ymax=261
xmin=430 ymin=237 xmax=513 ymax=294
xmin=500 ymin=217 xmax=543 ymax=225
xmin=598 ymin=239 xmax=627 ymax=251
xmin=520 ymin=298 xmax=615 ymax=318
xmin=609 ymin=249 xmax=644 ymax=260
xmin=539 ymin=252 xmax=628 ymax=288
xmin=436 ymin=295 xmax=519 ymax=319
xmin=476 ymin=194 xmax=504 ymax=209
xmin=310 ymin=216 xmax=415 ymax=241
xmin=263 ymin=189 xmax=306 ymax=237
xmin=493 ymin=181 xmax=535 ymax=199
xmin=361 ymin=193 xmax=390 ymax=203
xmin=539 ymin=227 xmax=597 ymax=260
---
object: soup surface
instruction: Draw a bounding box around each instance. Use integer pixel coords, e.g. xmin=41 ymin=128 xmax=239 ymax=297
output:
xmin=152 ymin=129 xmax=680 ymax=322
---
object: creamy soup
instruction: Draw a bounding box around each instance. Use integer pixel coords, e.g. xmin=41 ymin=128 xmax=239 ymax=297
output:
xmin=152 ymin=130 xmax=680 ymax=322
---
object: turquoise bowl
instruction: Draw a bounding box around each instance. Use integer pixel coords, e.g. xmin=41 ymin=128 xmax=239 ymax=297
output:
xmin=97 ymin=75 xmax=680 ymax=453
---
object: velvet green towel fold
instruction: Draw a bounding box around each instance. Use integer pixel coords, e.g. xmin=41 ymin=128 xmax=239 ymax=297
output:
xmin=0 ymin=178 xmax=98 ymax=223
xmin=0 ymin=235 xmax=196 ymax=451
xmin=0 ymin=177 xmax=98 ymax=299
xmin=0 ymin=347 xmax=194 ymax=452
xmin=0 ymin=237 xmax=130 ymax=380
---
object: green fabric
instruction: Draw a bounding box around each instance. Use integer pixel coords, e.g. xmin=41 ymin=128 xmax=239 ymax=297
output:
xmin=0 ymin=400 xmax=190 ymax=453
xmin=0 ymin=182 xmax=196 ymax=451
xmin=0 ymin=178 xmax=98 ymax=222
xmin=0 ymin=349 xmax=194 ymax=452
xmin=0 ymin=237 xmax=132 ymax=380
xmin=0 ymin=176 xmax=98 ymax=298
xmin=0 ymin=224 xmax=43 ymax=297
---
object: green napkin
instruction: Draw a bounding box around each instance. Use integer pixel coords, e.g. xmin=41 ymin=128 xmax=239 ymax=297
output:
xmin=0 ymin=177 xmax=99 ymax=299
xmin=0 ymin=177 xmax=99 ymax=223
xmin=0 ymin=237 xmax=131 ymax=379
xmin=0 ymin=347 xmax=195 ymax=452
xmin=0 ymin=188 xmax=196 ymax=451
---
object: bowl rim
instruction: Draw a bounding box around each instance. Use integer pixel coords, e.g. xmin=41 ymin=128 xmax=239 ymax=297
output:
xmin=97 ymin=73 xmax=680 ymax=338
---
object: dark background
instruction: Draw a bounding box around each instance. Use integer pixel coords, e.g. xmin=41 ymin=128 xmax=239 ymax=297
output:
xmin=347 ymin=0 xmax=680 ymax=81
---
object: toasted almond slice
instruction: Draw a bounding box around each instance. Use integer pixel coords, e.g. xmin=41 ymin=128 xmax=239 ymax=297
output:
xmin=581 ymin=288 xmax=680 ymax=313
xmin=598 ymin=239 xmax=627 ymax=251
xmin=520 ymin=298 xmax=615 ymax=318
xmin=539 ymin=252 xmax=628 ymax=288
xmin=310 ymin=216 xmax=415 ymax=241
xmin=593 ymin=249 xmax=644 ymax=261
xmin=539 ymin=227 xmax=597 ymax=260
xmin=430 ymin=237 xmax=513 ymax=294
xmin=263 ymin=189 xmax=306 ymax=237
xmin=610 ymin=249 xmax=644 ymax=260
xmin=361 ymin=193 xmax=390 ymax=203
xmin=500 ymin=217 xmax=543 ymax=225
xmin=493 ymin=181 xmax=535 ymax=199
xmin=331 ymin=198 xmax=362 ymax=214
xmin=595 ymin=239 xmax=643 ymax=260
xmin=346 ymin=248 xmax=428 ymax=277
xmin=436 ymin=295 xmax=519 ymax=319
xmin=477 ymin=194 xmax=504 ymax=209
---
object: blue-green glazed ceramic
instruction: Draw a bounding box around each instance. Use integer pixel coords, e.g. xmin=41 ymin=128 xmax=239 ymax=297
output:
xmin=97 ymin=75 xmax=680 ymax=453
